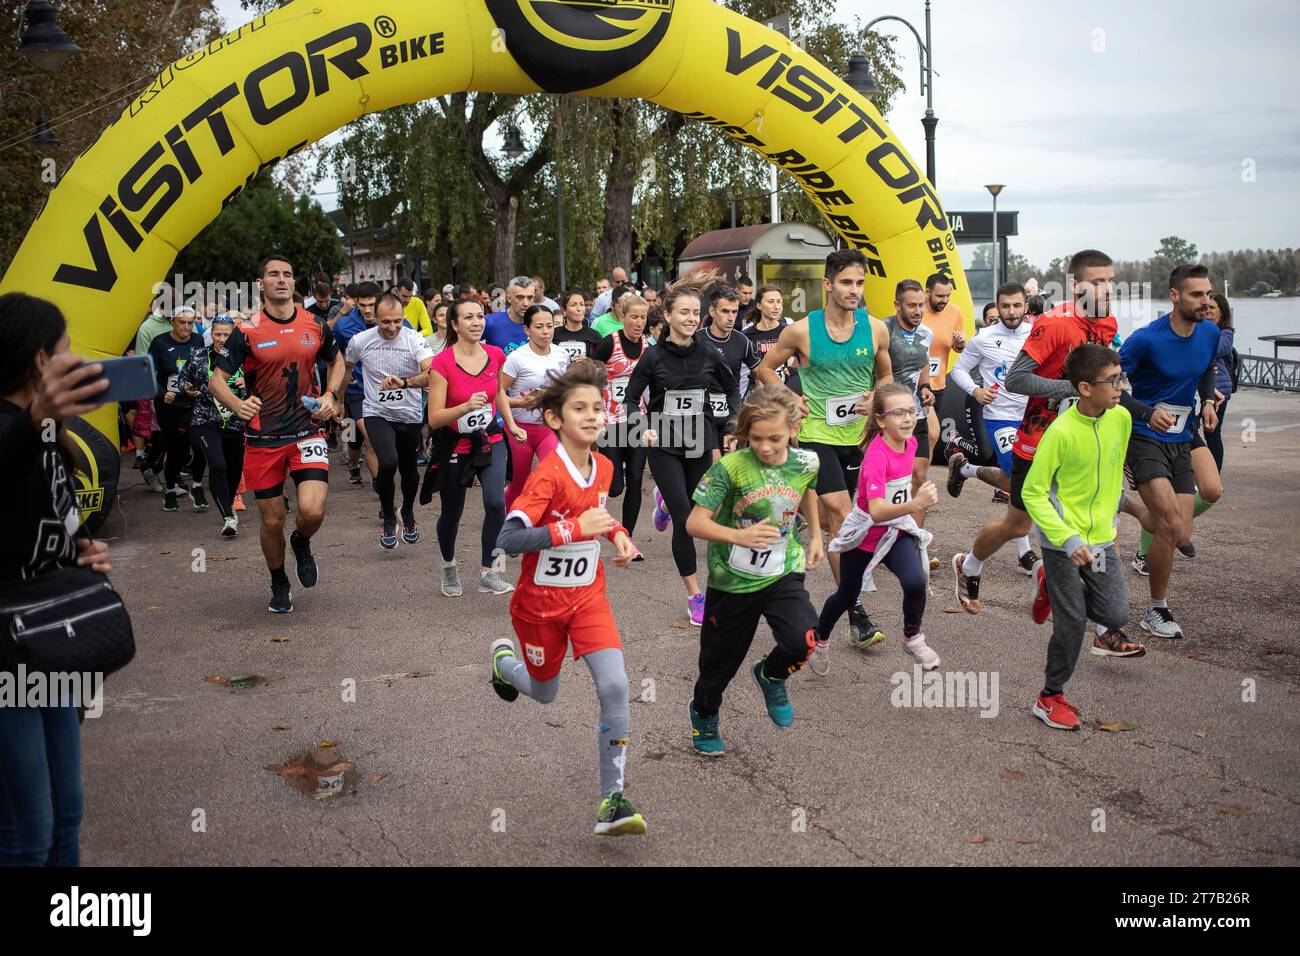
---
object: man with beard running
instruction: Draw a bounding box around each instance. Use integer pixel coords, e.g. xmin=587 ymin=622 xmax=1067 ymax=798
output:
xmin=210 ymin=255 xmax=345 ymax=613
xmin=755 ymin=249 xmax=893 ymax=649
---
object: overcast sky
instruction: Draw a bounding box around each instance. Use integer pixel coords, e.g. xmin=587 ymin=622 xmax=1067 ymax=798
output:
xmin=215 ymin=0 xmax=1299 ymax=268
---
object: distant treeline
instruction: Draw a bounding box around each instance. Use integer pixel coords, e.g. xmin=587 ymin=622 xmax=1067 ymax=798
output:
xmin=1015 ymin=240 xmax=1298 ymax=297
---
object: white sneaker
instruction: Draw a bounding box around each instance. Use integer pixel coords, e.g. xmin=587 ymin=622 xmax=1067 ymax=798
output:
xmin=809 ymin=639 xmax=831 ymax=677
xmin=478 ymin=570 xmax=515 ymax=594
xmin=441 ymin=562 xmax=462 ymax=597
xmin=1139 ymin=605 xmax=1183 ymax=639
xmin=903 ymin=634 xmax=941 ymax=671
xmin=221 ymin=515 xmax=238 ymax=538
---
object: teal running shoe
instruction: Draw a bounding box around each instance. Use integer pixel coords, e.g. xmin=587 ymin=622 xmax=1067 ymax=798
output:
xmin=690 ymin=702 xmax=725 ymax=756
xmin=752 ymin=658 xmax=794 ymax=728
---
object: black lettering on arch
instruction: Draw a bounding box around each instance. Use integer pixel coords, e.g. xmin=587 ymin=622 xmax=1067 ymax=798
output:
xmin=246 ymin=52 xmax=310 ymax=125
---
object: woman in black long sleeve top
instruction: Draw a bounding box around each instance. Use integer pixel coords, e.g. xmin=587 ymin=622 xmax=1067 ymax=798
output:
xmin=0 ymin=292 xmax=115 ymax=866
xmin=624 ymin=283 xmax=736 ymax=626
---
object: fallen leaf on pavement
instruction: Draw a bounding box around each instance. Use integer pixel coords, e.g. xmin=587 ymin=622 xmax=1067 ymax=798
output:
xmin=943 ymin=607 xmax=964 ymax=614
xmin=1217 ymin=804 xmax=1254 ymax=816
xmin=271 ymin=725 xmax=290 ymax=731
xmin=203 ymin=674 xmax=229 ymax=685
xmin=370 ymin=774 xmax=386 ymax=783
xmin=318 ymin=739 xmax=337 ymax=749
xmin=271 ymin=637 xmax=289 ymax=643
xmin=1094 ymin=720 xmax=1138 ymax=733
xmin=1194 ymin=731 xmax=1207 ymax=738
xmin=999 ymin=769 xmax=1025 ymax=780
xmin=1010 ymin=837 xmax=1040 ymax=845
xmin=966 ymin=834 xmax=987 ymax=844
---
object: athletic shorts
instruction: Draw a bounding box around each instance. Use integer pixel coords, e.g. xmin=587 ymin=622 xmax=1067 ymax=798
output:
xmin=511 ymin=600 xmax=621 ymax=682
xmin=1008 ymin=453 xmax=1033 ymax=512
xmin=802 ymin=440 xmax=863 ymax=496
xmin=914 ymin=414 xmax=931 ymax=459
xmin=1125 ymin=434 xmax=1195 ymax=495
xmin=243 ymin=432 xmax=330 ymax=497
xmin=984 ymin=418 xmax=1021 ymax=477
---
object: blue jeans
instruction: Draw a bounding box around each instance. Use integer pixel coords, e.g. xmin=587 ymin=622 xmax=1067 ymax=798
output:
xmin=0 ymin=701 xmax=83 ymax=866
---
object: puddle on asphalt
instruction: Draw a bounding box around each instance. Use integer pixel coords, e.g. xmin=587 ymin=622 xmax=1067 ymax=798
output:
xmin=267 ymin=747 xmax=355 ymax=800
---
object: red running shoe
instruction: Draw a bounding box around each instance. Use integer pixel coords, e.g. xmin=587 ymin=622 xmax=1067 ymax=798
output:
xmin=1032 ymin=692 xmax=1081 ymax=731
xmin=1031 ymin=561 xmax=1051 ymax=624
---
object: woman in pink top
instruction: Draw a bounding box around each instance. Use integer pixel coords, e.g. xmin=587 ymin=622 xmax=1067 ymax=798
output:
xmin=817 ymin=383 xmax=941 ymax=668
xmin=428 ymin=298 xmax=526 ymax=598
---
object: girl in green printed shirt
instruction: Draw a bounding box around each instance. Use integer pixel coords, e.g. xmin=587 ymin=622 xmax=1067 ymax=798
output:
xmin=684 ymin=385 xmax=823 ymax=756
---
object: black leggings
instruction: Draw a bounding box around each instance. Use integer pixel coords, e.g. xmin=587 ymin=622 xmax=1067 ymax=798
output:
xmin=190 ymin=426 xmax=245 ymax=518
xmin=1205 ymin=397 xmax=1228 ymax=473
xmin=156 ymin=402 xmax=204 ymax=490
xmin=648 ymin=448 xmax=712 ymax=577
xmin=605 ymin=441 xmax=647 ymax=534
xmin=437 ymin=440 xmax=507 ymax=567
xmin=819 ymin=537 xmax=928 ymax=639
xmin=365 ymin=416 xmax=422 ymax=519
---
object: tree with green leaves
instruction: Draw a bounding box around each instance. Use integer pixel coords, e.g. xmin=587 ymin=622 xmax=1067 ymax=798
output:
xmin=171 ymin=172 xmax=345 ymax=293
xmin=0 ymin=0 xmax=224 ymax=267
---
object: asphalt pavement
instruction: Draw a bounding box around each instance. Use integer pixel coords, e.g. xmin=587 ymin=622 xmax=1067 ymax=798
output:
xmin=80 ymin=389 xmax=1300 ymax=865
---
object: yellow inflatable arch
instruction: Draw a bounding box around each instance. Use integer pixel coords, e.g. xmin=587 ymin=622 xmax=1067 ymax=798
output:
xmin=1 ymin=0 xmax=971 ymax=528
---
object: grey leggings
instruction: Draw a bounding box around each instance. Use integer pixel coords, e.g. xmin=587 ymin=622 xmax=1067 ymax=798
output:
xmin=497 ymin=647 xmax=630 ymax=799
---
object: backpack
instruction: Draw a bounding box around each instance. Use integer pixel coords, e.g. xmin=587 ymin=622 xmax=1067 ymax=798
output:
xmin=1229 ymin=347 xmax=1241 ymax=392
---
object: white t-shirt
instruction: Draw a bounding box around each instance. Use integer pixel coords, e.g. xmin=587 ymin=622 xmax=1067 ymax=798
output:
xmin=950 ymin=320 xmax=1034 ymax=422
xmin=502 ymin=345 xmax=570 ymax=424
xmin=344 ymin=326 xmax=434 ymax=423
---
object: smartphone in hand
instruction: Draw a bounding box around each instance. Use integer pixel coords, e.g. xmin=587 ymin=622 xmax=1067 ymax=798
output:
xmin=83 ymin=355 xmax=157 ymax=403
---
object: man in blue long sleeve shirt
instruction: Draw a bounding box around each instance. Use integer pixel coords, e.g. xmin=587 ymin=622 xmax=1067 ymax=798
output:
xmin=1119 ymin=264 xmax=1222 ymax=639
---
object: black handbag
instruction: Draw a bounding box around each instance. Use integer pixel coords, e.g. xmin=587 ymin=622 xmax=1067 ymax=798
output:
xmin=0 ymin=564 xmax=135 ymax=677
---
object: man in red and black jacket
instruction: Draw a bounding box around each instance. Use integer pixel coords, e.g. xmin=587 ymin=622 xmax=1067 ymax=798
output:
xmin=209 ymin=255 xmax=346 ymax=614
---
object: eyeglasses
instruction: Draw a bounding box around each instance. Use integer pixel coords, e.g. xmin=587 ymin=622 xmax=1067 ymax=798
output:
xmin=881 ymin=408 xmax=918 ymax=420
xmin=1090 ymin=374 xmax=1129 ymax=388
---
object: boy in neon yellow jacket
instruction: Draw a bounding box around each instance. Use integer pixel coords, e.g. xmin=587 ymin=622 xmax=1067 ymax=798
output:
xmin=1021 ymin=344 xmax=1145 ymax=731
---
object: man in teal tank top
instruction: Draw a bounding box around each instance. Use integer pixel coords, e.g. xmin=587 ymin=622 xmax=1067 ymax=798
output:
xmin=755 ymin=249 xmax=893 ymax=595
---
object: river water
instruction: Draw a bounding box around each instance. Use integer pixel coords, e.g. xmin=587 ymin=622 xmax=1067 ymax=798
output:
xmin=1126 ymin=297 xmax=1299 ymax=357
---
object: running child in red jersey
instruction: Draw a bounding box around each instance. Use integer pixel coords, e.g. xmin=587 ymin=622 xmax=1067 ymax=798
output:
xmin=489 ymin=360 xmax=646 ymax=836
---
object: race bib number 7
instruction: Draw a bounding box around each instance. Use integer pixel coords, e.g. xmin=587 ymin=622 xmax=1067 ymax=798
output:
xmin=928 ymin=355 xmax=942 ymax=378
xmin=296 ymin=438 xmax=329 ymax=465
xmin=534 ymin=540 xmax=601 ymax=588
xmin=1155 ymin=402 xmax=1192 ymax=433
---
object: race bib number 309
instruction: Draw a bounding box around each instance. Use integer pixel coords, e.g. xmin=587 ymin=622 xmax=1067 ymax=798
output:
xmin=297 ymin=438 xmax=329 ymax=465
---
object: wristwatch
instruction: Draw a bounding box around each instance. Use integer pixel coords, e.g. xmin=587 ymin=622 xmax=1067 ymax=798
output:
xmin=401 ymin=377 xmax=409 ymax=389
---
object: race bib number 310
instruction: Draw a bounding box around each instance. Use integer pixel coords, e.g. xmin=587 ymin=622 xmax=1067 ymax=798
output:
xmin=534 ymin=540 xmax=601 ymax=588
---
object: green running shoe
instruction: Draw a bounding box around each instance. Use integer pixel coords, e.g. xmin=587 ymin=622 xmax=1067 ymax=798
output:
xmin=689 ymin=702 xmax=725 ymax=756
xmin=848 ymin=605 xmax=886 ymax=650
xmin=752 ymin=658 xmax=794 ymax=728
xmin=489 ymin=638 xmax=519 ymax=702
xmin=595 ymin=792 xmax=647 ymax=836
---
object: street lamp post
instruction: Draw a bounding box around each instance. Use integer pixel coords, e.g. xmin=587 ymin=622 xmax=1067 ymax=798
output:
xmin=0 ymin=89 xmax=59 ymax=146
xmin=15 ymin=1 xmax=83 ymax=72
xmin=985 ymin=184 xmax=1005 ymax=291
xmin=852 ymin=0 xmax=937 ymax=185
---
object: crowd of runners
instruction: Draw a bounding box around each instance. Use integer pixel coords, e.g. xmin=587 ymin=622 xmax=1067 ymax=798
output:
xmin=117 ymin=246 xmax=1234 ymax=837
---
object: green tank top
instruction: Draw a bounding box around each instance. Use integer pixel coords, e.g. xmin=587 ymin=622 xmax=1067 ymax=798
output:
xmin=798 ymin=308 xmax=876 ymax=445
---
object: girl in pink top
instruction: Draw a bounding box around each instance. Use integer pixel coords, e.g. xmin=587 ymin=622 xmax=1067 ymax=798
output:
xmin=816 ymin=383 xmax=941 ymax=668
xmin=428 ymin=298 xmax=526 ymax=598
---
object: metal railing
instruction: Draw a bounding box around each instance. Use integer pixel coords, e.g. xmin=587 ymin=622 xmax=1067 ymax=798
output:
xmin=1238 ymin=355 xmax=1300 ymax=392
